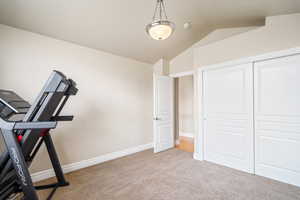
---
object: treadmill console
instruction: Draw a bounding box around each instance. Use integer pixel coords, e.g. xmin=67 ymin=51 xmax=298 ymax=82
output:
xmin=0 ymin=90 xmax=30 ymax=119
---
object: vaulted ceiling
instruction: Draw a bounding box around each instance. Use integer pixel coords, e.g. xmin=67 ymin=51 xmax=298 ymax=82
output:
xmin=0 ymin=0 xmax=299 ymax=63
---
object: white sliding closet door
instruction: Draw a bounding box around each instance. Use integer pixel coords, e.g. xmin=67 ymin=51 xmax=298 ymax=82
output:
xmin=254 ymin=54 xmax=300 ymax=186
xmin=203 ymin=63 xmax=254 ymax=173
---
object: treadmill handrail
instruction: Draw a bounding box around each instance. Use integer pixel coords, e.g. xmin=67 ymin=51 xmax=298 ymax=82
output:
xmin=0 ymin=117 xmax=14 ymax=130
xmin=14 ymin=121 xmax=57 ymax=130
xmin=0 ymin=118 xmax=57 ymax=131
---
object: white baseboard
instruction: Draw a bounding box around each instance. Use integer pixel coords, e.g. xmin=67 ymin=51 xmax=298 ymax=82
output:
xmin=193 ymin=152 xmax=203 ymax=161
xmin=31 ymin=143 xmax=153 ymax=183
xmin=179 ymin=132 xmax=194 ymax=138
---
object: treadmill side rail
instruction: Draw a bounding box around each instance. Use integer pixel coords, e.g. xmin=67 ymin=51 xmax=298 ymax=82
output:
xmin=14 ymin=121 xmax=57 ymax=130
xmin=2 ymin=129 xmax=39 ymax=200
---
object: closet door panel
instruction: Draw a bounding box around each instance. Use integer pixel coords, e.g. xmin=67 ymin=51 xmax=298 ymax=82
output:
xmin=203 ymin=63 xmax=254 ymax=173
xmin=254 ymin=54 xmax=300 ymax=187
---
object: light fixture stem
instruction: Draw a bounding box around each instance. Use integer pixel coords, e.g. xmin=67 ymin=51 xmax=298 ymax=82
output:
xmin=159 ymin=0 xmax=162 ymax=20
xmin=152 ymin=0 xmax=168 ymax=22
xmin=161 ymin=0 xmax=168 ymax=19
xmin=152 ymin=0 xmax=159 ymax=21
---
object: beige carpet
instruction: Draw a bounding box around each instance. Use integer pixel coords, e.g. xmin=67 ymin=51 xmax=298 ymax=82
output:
xmin=37 ymin=149 xmax=300 ymax=200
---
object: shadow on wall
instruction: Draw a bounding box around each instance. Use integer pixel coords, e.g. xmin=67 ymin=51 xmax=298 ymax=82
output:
xmin=30 ymin=92 xmax=153 ymax=173
xmin=29 ymin=105 xmax=105 ymax=173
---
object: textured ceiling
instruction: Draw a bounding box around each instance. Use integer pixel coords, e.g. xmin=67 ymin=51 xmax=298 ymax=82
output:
xmin=0 ymin=0 xmax=299 ymax=63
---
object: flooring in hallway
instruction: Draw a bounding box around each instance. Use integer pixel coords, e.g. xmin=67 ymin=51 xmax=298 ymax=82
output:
xmin=175 ymin=136 xmax=194 ymax=153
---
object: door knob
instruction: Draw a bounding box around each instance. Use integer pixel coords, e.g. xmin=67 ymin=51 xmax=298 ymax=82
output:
xmin=153 ymin=117 xmax=160 ymax=120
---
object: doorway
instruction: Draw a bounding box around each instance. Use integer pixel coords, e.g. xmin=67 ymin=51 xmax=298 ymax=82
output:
xmin=175 ymin=75 xmax=194 ymax=153
xmin=153 ymin=70 xmax=196 ymax=154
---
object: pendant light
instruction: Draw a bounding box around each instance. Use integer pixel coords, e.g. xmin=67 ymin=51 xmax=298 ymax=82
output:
xmin=146 ymin=0 xmax=175 ymax=40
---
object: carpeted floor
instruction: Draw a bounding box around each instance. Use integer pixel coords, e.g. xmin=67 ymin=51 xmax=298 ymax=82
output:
xmin=37 ymin=149 xmax=300 ymax=200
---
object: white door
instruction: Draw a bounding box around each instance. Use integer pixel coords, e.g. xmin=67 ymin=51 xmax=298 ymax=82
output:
xmin=254 ymin=54 xmax=300 ymax=186
xmin=153 ymin=75 xmax=174 ymax=153
xmin=203 ymin=63 xmax=254 ymax=173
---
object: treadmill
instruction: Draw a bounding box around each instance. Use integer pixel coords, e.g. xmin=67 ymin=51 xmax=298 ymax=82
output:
xmin=0 ymin=71 xmax=78 ymax=200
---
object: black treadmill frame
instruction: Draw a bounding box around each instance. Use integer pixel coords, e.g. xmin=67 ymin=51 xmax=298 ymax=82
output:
xmin=0 ymin=71 xmax=78 ymax=200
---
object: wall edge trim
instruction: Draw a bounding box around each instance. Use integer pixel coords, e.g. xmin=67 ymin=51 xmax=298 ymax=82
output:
xmin=31 ymin=143 xmax=153 ymax=182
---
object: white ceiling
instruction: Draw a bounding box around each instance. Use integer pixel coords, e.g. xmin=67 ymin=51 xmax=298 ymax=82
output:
xmin=0 ymin=0 xmax=299 ymax=63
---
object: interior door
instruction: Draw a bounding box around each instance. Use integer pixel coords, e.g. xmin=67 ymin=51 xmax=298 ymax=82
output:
xmin=203 ymin=63 xmax=254 ymax=173
xmin=254 ymin=54 xmax=300 ymax=187
xmin=153 ymin=75 xmax=174 ymax=153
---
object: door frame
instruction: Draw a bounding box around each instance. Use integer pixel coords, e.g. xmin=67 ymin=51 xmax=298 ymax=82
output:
xmin=196 ymin=47 xmax=300 ymax=162
xmin=169 ymin=70 xmax=198 ymax=154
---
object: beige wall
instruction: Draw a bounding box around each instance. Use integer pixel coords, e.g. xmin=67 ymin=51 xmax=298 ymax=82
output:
xmin=169 ymin=13 xmax=300 ymax=74
xmin=178 ymin=76 xmax=194 ymax=136
xmin=0 ymin=24 xmax=153 ymax=173
xmin=169 ymin=26 xmax=257 ymax=74
xmin=194 ymin=13 xmax=300 ymax=67
xmin=194 ymin=26 xmax=259 ymax=48
xmin=153 ymin=59 xmax=169 ymax=75
xmin=169 ymin=47 xmax=194 ymax=75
